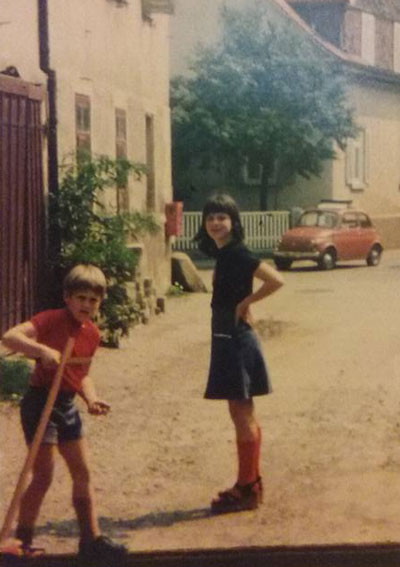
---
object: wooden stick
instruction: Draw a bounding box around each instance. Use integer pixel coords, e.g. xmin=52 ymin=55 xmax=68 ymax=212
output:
xmin=0 ymin=336 xmax=76 ymax=546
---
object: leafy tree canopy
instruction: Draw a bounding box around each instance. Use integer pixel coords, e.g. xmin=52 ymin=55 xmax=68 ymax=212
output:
xmin=171 ymin=4 xmax=358 ymax=209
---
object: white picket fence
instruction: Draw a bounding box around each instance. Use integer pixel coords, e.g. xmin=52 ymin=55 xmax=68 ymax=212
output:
xmin=173 ymin=211 xmax=290 ymax=251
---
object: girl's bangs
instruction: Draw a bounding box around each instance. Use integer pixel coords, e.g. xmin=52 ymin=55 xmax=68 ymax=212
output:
xmin=203 ymin=197 xmax=238 ymax=219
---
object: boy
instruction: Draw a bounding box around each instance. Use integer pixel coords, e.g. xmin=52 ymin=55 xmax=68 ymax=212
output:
xmin=1 ymin=264 xmax=127 ymax=559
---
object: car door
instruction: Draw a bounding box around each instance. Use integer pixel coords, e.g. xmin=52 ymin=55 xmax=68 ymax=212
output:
xmin=356 ymin=213 xmax=375 ymax=256
xmin=333 ymin=212 xmax=361 ymax=259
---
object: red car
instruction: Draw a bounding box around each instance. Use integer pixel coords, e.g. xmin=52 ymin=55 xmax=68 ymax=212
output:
xmin=273 ymin=201 xmax=383 ymax=270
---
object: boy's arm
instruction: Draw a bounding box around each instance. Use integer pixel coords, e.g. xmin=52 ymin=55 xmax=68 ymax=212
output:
xmin=1 ymin=321 xmax=61 ymax=368
xmin=79 ymin=374 xmax=110 ymax=415
xmin=236 ymin=261 xmax=284 ymax=323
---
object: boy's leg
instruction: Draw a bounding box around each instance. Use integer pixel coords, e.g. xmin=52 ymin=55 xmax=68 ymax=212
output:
xmin=57 ymin=438 xmax=99 ymax=543
xmin=16 ymin=444 xmax=55 ymax=546
xmin=58 ymin=438 xmax=127 ymax=558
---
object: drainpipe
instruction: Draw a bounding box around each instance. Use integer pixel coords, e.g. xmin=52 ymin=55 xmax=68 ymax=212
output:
xmin=38 ymin=0 xmax=62 ymax=306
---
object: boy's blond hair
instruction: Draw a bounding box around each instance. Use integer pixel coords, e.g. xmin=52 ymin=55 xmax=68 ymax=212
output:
xmin=63 ymin=264 xmax=107 ymax=298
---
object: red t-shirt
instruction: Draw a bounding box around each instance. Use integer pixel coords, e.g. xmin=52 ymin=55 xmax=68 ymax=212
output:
xmin=30 ymin=308 xmax=101 ymax=392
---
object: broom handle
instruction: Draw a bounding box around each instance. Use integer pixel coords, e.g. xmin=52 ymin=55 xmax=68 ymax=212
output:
xmin=0 ymin=336 xmax=75 ymax=545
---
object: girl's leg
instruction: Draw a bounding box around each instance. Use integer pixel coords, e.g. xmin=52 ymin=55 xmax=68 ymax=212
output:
xmin=16 ymin=444 xmax=55 ymax=546
xmin=58 ymin=438 xmax=100 ymax=543
xmin=228 ymin=399 xmax=262 ymax=486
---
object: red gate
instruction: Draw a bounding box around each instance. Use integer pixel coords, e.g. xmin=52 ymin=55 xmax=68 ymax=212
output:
xmin=0 ymin=74 xmax=46 ymax=336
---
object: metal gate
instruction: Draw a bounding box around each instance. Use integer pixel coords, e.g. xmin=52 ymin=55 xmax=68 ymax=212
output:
xmin=0 ymin=75 xmax=46 ymax=336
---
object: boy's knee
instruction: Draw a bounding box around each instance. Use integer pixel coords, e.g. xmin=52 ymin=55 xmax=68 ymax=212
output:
xmin=31 ymin=469 xmax=53 ymax=492
xmin=71 ymin=465 xmax=91 ymax=487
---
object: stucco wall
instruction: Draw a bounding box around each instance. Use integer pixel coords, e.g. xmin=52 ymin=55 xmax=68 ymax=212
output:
xmin=330 ymin=79 xmax=400 ymax=215
xmin=171 ymin=0 xmax=287 ymax=77
xmin=0 ymin=0 xmax=173 ymax=293
xmin=0 ymin=1 xmax=45 ymax=83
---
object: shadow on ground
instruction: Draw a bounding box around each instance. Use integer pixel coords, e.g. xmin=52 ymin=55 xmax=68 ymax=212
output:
xmin=36 ymin=508 xmax=212 ymax=539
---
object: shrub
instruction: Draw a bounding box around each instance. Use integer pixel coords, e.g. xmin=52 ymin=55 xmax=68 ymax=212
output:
xmin=50 ymin=155 xmax=161 ymax=347
xmin=0 ymin=357 xmax=31 ymax=401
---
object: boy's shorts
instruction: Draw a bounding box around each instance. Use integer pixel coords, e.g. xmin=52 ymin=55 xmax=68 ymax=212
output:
xmin=20 ymin=386 xmax=83 ymax=445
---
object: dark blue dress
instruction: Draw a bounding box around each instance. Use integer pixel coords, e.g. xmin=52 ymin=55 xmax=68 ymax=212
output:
xmin=204 ymin=242 xmax=272 ymax=400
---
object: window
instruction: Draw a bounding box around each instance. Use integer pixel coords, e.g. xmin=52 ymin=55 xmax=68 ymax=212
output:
xmin=115 ymin=108 xmax=129 ymax=213
xmin=242 ymin=157 xmax=263 ymax=186
xmin=75 ymin=94 xmax=91 ymax=154
xmin=394 ymin=22 xmax=400 ymax=72
xmin=346 ymin=129 xmax=368 ymax=190
xmin=361 ymin=12 xmax=375 ymax=64
xmin=298 ymin=211 xmax=338 ymax=228
xmin=357 ymin=213 xmax=372 ymax=228
xmin=341 ymin=212 xmax=359 ymax=228
xmin=142 ymin=0 xmax=174 ymax=20
xmin=107 ymin=0 xmax=128 ymax=6
xmin=145 ymin=114 xmax=156 ymax=212
xmin=375 ymin=17 xmax=394 ymax=70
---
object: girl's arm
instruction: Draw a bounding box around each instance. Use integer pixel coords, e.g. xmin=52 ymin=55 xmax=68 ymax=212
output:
xmin=1 ymin=321 xmax=61 ymax=368
xmin=236 ymin=262 xmax=284 ymax=323
xmin=79 ymin=375 xmax=110 ymax=415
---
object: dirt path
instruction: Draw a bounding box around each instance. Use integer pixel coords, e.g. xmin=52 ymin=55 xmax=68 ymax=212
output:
xmin=1 ymin=251 xmax=400 ymax=554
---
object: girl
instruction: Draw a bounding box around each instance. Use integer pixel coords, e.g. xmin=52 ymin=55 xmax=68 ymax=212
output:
xmin=196 ymin=194 xmax=284 ymax=514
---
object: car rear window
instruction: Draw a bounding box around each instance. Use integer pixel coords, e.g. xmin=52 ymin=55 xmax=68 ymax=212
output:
xmin=358 ymin=213 xmax=372 ymax=228
xmin=298 ymin=211 xmax=338 ymax=228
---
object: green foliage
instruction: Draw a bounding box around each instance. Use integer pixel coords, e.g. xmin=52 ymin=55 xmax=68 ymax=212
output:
xmin=167 ymin=282 xmax=186 ymax=297
xmin=171 ymin=4 xmax=358 ymax=209
xmin=50 ymin=154 xmax=160 ymax=347
xmin=0 ymin=357 xmax=31 ymax=401
xmin=98 ymin=284 xmax=142 ymax=348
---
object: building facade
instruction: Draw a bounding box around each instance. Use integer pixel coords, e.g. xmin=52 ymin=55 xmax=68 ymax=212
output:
xmin=171 ymin=0 xmax=400 ymax=247
xmin=0 ymin=0 xmax=174 ymax=292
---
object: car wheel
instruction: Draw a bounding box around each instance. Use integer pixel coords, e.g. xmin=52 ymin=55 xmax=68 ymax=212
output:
xmin=366 ymin=245 xmax=382 ymax=267
xmin=274 ymin=258 xmax=292 ymax=271
xmin=318 ymin=249 xmax=336 ymax=270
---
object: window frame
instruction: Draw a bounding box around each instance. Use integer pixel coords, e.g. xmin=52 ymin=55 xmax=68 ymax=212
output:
xmin=75 ymin=93 xmax=91 ymax=155
xmin=345 ymin=128 xmax=368 ymax=191
xmin=242 ymin=157 xmax=263 ymax=186
xmin=115 ymin=108 xmax=129 ymax=214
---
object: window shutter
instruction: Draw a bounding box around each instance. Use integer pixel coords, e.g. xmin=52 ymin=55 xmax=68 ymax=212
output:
xmin=142 ymin=0 xmax=174 ymax=17
xmin=345 ymin=139 xmax=354 ymax=186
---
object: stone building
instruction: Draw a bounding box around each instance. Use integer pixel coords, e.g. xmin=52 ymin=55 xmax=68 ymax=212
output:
xmin=0 ymin=0 xmax=174 ymax=296
xmin=171 ymin=0 xmax=400 ymax=246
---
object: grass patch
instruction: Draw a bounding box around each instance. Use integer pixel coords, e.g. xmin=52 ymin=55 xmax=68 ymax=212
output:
xmin=0 ymin=357 xmax=31 ymax=401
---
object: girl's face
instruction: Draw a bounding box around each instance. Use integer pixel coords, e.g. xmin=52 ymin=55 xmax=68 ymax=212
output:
xmin=205 ymin=211 xmax=233 ymax=247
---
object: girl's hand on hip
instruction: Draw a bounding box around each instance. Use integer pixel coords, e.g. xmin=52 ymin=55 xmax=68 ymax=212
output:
xmin=236 ymin=299 xmax=253 ymax=325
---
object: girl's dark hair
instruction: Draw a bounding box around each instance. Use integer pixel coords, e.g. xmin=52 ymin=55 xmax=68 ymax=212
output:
xmin=194 ymin=193 xmax=244 ymax=257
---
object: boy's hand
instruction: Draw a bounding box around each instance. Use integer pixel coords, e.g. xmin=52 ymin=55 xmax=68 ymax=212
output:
xmin=87 ymin=400 xmax=111 ymax=415
xmin=39 ymin=346 xmax=61 ymax=368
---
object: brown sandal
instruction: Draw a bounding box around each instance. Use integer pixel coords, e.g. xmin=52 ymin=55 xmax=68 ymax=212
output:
xmin=211 ymin=476 xmax=263 ymax=514
xmin=1 ymin=542 xmax=45 ymax=558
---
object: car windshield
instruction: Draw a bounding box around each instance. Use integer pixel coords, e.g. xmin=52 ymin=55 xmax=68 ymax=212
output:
xmin=297 ymin=211 xmax=338 ymax=229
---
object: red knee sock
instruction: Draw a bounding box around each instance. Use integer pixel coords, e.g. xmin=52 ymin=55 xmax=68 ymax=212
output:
xmin=237 ymin=427 xmax=262 ymax=486
xmin=255 ymin=426 xmax=262 ymax=478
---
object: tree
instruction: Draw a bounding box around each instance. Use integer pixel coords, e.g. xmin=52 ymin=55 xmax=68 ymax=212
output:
xmin=171 ymin=4 xmax=358 ymax=210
